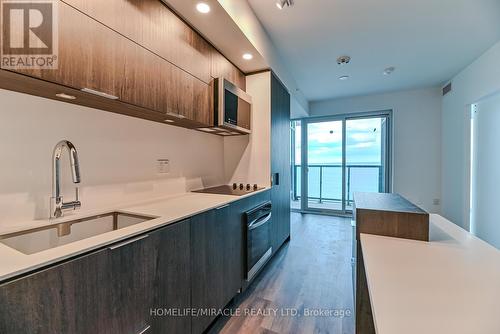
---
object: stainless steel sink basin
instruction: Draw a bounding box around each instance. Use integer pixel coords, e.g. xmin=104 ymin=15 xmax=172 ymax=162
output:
xmin=0 ymin=212 xmax=157 ymax=255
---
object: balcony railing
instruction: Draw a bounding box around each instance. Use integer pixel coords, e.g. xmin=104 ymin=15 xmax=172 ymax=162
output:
xmin=292 ymin=164 xmax=383 ymax=207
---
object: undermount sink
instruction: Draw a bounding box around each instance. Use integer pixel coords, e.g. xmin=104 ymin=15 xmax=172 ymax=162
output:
xmin=0 ymin=212 xmax=157 ymax=255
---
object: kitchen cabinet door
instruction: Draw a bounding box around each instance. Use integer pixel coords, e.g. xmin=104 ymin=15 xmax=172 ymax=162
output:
xmin=162 ymin=64 xmax=212 ymax=126
xmin=210 ymin=49 xmax=246 ymax=91
xmin=105 ymin=234 xmax=156 ymax=334
xmin=3 ymin=1 xmax=165 ymax=114
xmin=3 ymin=1 xmax=116 ymax=102
xmin=190 ymin=208 xmax=226 ymax=333
xmin=151 ymin=219 xmax=192 ymax=334
xmin=0 ymin=234 xmax=155 ymax=334
xmin=61 ymin=0 xmax=212 ymax=83
xmin=0 ymin=249 xmax=109 ymax=334
xmin=225 ymin=202 xmax=246 ymax=297
xmin=270 ymin=72 xmax=291 ymax=253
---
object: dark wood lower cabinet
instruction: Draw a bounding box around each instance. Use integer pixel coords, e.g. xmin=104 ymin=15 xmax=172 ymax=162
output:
xmin=0 ymin=221 xmax=191 ymax=334
xmin=151 ymin=219 xmax=191 ymax=334
xmin=190 ymin=206 xmax=231 ymax=334
xmin=0 ymin=192 xmax=276 ymax=334
xmin=0 ymin=235 xmax=154 ymax=334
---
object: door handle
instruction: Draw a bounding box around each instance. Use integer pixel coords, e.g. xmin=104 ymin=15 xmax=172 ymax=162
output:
xmin=81 ymin=88 xmax=119 ymax=100
xmin=138 ymin=325 xmax=151 ymax=334
xmin=108 ymin=234 xmax=149 ymax=250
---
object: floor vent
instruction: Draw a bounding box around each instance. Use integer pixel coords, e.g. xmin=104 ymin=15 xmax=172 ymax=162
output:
xmin=442 ymin=82 xmax=452 ymax=96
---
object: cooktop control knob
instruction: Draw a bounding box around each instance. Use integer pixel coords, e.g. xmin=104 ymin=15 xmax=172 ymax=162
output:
xmin=246 ymin=184 xmax=251 ymax=191
xmin=239 ymin=183 xmax=244 ymax=190
xmin=253 ymin=184 xmax=258 ymax=190
xmin=232 ymin=183 xmax=237 ymax=190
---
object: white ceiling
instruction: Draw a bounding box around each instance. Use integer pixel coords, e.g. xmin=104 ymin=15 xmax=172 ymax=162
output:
xmin=162 ymin=0 xmax=268 ymax=73
xmin=248 ymin=0 xmax=500 ymax=102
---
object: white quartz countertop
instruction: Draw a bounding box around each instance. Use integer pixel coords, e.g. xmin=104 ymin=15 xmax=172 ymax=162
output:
xmin=0 ymin=189 xmax=269 ymax=282
xmin=361 ymin=214 xmax=500 ymax=334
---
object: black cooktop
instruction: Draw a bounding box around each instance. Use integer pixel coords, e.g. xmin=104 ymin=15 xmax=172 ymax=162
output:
xmin=192 ymin=184 xmax=264 ymax=196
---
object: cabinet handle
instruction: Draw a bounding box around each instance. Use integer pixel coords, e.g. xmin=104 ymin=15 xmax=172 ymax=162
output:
xmin=166 ymin=111 xmax=186 ymax=119
xmin=138 ymin=325 xmax=151 ymax=334
xmin=215 ymin=204 xmax=229 ymax=210
xmin=81 ymin=88 xmax=119 ymax=100
xmin=109 ymin=234 xmax=149 ymax=250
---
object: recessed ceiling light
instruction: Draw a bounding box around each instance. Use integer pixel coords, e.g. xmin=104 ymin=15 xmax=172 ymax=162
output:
xmin=383 ymin=66 xmax=396 ymax=76
xmin=242 ymin=53 xmax=253 ymax=60
xmin=164 ymin=119 xmax=175 ymax=123
xmin=56 ymin=93 xmax=76 ymax=100
xmin=196 ymin=2 xmax=210 ymax=14
xmin=339 ymin=75 xmax=350 ymax=81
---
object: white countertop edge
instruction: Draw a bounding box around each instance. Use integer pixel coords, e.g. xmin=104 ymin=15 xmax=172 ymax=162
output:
xmin=360 ymin=214 xmax=500 ymax=334
xmin=0 ymin=188 xmax=270 ymax=283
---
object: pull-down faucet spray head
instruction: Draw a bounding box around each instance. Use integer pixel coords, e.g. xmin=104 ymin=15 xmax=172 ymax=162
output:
xmin=51 ymin=140 xmax=82 ymax=219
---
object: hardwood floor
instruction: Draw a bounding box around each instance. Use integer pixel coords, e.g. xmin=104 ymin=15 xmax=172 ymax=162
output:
xmin=209 ymin=213 xmax=355 ymax=334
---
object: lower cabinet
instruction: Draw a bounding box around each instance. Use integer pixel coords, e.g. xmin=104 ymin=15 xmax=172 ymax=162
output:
xmin=190 ymin=204 xmax=241 ymax=333
xmin=151 ymin=219 xmax=191 ymax=334
xmin=0 ymin=191 xmax=274 ymax=334
xmin=0 ymin=220 xmax=191 ymax=334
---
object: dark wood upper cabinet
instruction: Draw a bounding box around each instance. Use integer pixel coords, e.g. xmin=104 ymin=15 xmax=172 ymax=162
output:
xmin=2 ymin=1 xmax=212 ymax=127
xmin=210 ymin=48 xmax=247 ymax=91
xmin=61 ymin=0 xmax=212 ymax=84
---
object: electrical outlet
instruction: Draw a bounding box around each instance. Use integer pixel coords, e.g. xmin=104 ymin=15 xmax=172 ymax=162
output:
xmin=157 ymin=159 xmax=170 ymax=174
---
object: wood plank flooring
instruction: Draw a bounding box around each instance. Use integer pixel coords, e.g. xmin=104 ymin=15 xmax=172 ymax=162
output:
xmin=209 ymin=213 xmax=355 ymax=334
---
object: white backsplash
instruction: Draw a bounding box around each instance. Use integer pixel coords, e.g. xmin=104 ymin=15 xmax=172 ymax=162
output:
xmin=0 ymin=89 xmax=225 ymax=225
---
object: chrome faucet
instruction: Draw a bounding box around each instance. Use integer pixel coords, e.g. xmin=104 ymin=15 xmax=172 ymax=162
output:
xmin=50 ymin=140 xmax=81 ymax=219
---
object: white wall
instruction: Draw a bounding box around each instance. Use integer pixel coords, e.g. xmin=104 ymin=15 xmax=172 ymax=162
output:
xmin=442 ymin=40 xmax=500 ymax=229
xmin=224 ymin=72 xmax=271 ymax=186
xmin=471 ymin=93 xmax=500 ymax=248
xmin=217 ymin=0 xmax=309 ymax=118
xmin=0 ymin=89 xmax=225 ymax=226
xmin=310 ymin=87 xmax=442 ymax=213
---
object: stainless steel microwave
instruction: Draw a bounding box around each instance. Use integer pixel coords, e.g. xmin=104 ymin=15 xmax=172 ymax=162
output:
xmin=214 ymin=77 xmax=252 ymax=134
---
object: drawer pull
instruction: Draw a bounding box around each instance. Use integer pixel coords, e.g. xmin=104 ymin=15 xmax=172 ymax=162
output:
xmin=166 ymin=111 xmax=186 ymax=119
xmin=81 ymin=88 xmax=119 ymax=100
xmin=109 ymin=235 xmax=149 ymax=250
xmin=138 ymin=325 xmax=151 ymax=334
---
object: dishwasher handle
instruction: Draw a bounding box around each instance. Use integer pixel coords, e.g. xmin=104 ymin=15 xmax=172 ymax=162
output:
xmin=248 ymin=212 xmax=272 ymax=230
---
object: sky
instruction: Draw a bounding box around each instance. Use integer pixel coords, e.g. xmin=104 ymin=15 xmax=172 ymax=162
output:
xmin=294 ymin=118 xmax=384 ymax=165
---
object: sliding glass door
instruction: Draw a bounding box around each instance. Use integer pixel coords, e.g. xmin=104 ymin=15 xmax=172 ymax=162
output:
xmin=292 ymin=111 xmax=391 ymax=215
xmin=305 ymin=119 xmax=345 ymax=213
xmin=344 ymin=116 xmax=390 ymax=211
